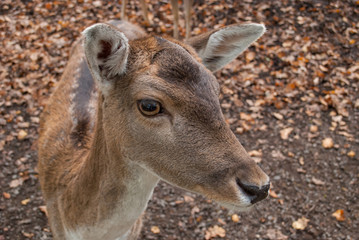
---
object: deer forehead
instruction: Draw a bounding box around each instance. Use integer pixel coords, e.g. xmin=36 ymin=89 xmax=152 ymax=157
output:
xmin=128 ymin=37 xmax=220 ymax=102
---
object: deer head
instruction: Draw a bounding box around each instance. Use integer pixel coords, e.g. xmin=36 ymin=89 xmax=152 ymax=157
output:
xmin=82 ymin=22 xmax=269 ymax=210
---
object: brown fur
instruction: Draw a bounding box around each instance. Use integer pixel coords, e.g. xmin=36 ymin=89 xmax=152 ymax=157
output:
xmin=38 ymin=21 xmax=269 ymax=240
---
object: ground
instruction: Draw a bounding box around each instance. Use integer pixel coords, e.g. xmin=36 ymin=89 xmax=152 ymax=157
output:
xmin=0 ymin=0 xmax=359 ymax=239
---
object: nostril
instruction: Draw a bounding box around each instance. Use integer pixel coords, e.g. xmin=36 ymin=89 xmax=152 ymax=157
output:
xmin=236 ymin=178 xmax=270 ymax=204
xmin=262 ymin=183 xmax=270 ymax=192
xmin=236 ymin=178 xmax=260 ymax=196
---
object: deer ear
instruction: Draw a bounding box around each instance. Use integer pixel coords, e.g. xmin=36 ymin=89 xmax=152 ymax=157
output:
xmin=83 ymin=23 xmax=129 ymax=90
xmin=185 ymin=23 xmax=265 ymax=72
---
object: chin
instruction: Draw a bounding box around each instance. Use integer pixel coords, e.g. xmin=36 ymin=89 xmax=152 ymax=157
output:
xmin=217 ymin=201 xmax=254 ymax=212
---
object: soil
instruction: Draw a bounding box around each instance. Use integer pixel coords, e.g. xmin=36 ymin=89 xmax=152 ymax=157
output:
xmin=1 ymin=0 xmax=358 ymax=239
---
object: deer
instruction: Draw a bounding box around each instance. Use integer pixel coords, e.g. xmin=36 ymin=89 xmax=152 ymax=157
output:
xmin=37 ymin=19 xmax=270 ymax=240
xmin=121 ymin=0 xmax=192 ymax=39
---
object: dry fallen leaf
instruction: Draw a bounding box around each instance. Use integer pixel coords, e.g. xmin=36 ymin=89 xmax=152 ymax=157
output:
xmin=39 ymin=205 xmax=48 ymax=217
xmin=3 ymin=192 xmax=11 ymax=199
xmin=271 ymin=150 xmax=286 ymax=160
xmin=309 ymin=125 xmax=318 ymax=133
xmin=217 ymin=218 xmax=226 ymax=225
xmin=150 ymin=226 xmax=160 ymax=234
xmin=252 ymin=157 xmax=262 ymax=163
xmin=17 ymin=129 xmax=28 ymax=140
xmin=205 ymin=225 xmax=226 ymax=239
xmin=183 ymin=195 xmax=194 ymax=202
xmin=292 ymin=217 xmax=309 ymax=230
xmin=322 ymin=137 xmax=334 ymax=149
xmin=355 ymin=99 xmax=359 ymax=109
xmin=231 ymin=214 xmax=240 ymax=223
xmin=22 ymin=232 xmax=34 ymax=238
xmin=332 ymin=209 xmax=345 ymax=221
xmin=347 ymin=151 xmax=355 ymax=158
xmin=9 ymin=178 xmax=23 ymax=188
xmin=312 ymin=177 xmax=325 ymax=186
xmin=248 ymin=150 xmax=262 ymax=157
xmin=265 ymin=228 xmax=288 ymax=240
xmin=21 ymin=198 xmax=31 ymax=205
xmin=280 ymin=127 xmax=293 ymax=140
xmin=273 ymin=112 xmax=283 ymax=120
xmin=245 ymin=51 xmax=255 ymax=62
xmin=240 ymin=112 xmax=253 ymax=121
xmin=269 ymin=189 xmax=279 ymax=198
xmin=191 ymin=206 xmax=200 ymax=215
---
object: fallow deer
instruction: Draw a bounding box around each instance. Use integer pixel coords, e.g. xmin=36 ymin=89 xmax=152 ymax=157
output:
xmin=38 ymin=20 xmax=270 ymax=240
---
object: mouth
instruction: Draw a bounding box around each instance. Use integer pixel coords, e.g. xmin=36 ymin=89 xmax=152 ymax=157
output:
xmin=214 ymin=178 xmax=270 ymax=211
xmin=213 ymin=189 xmax=259 ymax=212
xmin=218 ymin=201 xmax=253 ymax=212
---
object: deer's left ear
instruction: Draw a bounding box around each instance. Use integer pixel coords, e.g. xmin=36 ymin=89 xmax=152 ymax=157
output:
xmin=185 ymin=23 xmax=265 ymax=72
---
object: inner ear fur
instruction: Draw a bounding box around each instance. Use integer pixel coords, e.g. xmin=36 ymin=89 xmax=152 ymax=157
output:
xmin=185 ymin=23 xmax=266 ymax=72
xmin=83 ymin=23 xmax=130 ymax=90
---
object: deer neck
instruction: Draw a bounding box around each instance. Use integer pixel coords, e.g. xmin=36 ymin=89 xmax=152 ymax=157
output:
xmin=65 ymin=97 xmax=159 ymax=239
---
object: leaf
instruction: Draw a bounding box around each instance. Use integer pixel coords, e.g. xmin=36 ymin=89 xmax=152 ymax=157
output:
xmin=183 ymin=195 xmax=194 ymax=202
xmin=280 ymin=127 xmax=293 ymax=140
xmin=9 ymin=178 xmax=23 ymax=188
xmin=265 ymin=229 xmax=288 ymax=240
xmin=45 ymin=2 xmax=53 ymax=10
xmin=39 ymin=206 xmax=48 ymax=217
xmin=245 ymin=51 xmax=255 ymax=62
xmin=312 ymin=177 xmax=325 ymax=186
xmin=269 ymin=189 xmax=279 ymax=198
xmin=252 ymin=157 xmax=262 ymax=163
xmin=205 ymin=225 xmax=226 ymax=239
xmin=248 ymin=150 xmax=262 ymax=157
xmin=17 ymin=130 xmax=28 ymax=140
xmin=271 ymin=150 xmax=286 ymax=160
xmin=332 ymin=209 xmax=345 ymax=221
xmin=309 ymin=125 xmax=318 ymax=133
xmin=21 ymin=198 xmax=31 ymax=205
xmin=355 ymin=99 xmax=359 ymax=109
xmin=347 ymin=151 xmax=355 ymax=158
xmin=239 ymin=112 xmax=253 ymax=121
xmin=191 ymin=206 xmax=200 ymax=215
xmin=217 ymin=218 xmax=226 ymax=225
xmin=322 ymin=137 xmax=334 ymax=149
xmin=231 ymin=214 xmax=240 ymax=223
xmin=22 ymin=232 xmax=34 ymax=238
xmin=3 ymin=192 xmax=11 ymax=199
xmin=273 ymin=112 xmax=283 ymax=120
xmin=150 ymin=226 xmax=160 ymax=234
xmin=292 ymin=217 xmax=309 ymax=230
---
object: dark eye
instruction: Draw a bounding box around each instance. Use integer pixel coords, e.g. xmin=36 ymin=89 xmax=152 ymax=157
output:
xmin=137 ymin=99 xmax=163 ymax=116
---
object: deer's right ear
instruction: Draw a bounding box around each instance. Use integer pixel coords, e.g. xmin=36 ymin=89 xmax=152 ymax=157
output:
xmin=83 ymin=23 xmax=129 ymax=90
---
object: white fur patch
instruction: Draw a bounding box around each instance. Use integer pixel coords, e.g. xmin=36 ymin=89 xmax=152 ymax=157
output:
xmin=64 ymin=164 xmax=159 ymax=240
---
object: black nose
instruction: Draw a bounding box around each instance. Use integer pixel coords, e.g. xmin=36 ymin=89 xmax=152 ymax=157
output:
xmin=236 ymin=178 xmax=270 ymax=204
